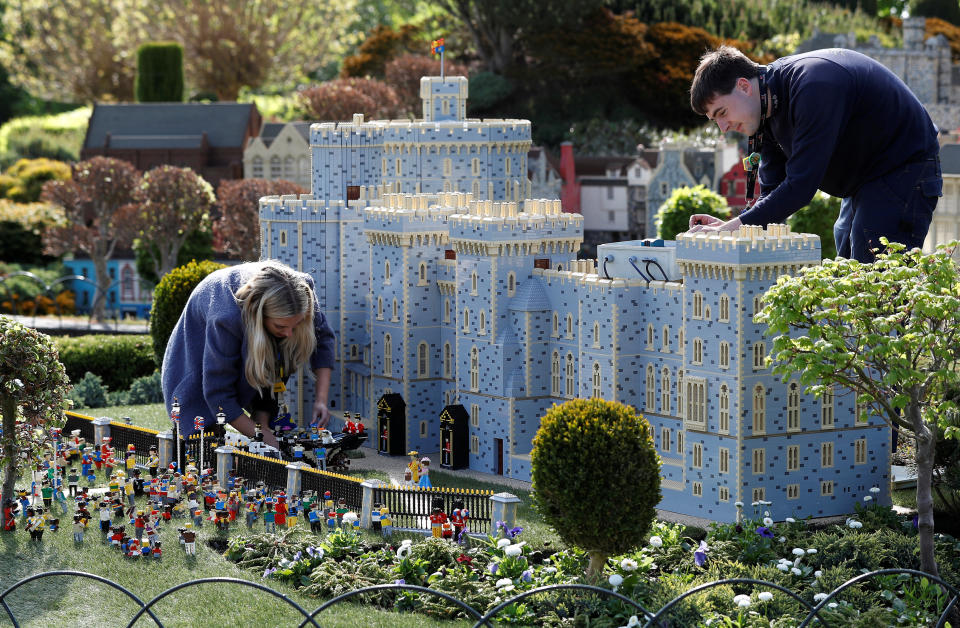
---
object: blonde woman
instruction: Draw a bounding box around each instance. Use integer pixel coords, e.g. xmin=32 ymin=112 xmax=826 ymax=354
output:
xmin=161 ymin=261 xmax=335 ymax=449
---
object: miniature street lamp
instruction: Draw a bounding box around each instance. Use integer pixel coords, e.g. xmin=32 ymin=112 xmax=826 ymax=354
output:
xmin=194 ymin=416 xmax=205 ymax=474
xmin=216 ymin=407 xmax=227 ymax=448
xmin=171 ymin=398 xmax=181 ymax=473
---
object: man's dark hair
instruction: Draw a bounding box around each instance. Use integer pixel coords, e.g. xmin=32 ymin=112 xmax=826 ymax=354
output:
xmin=690 ymin=45 xmax=761 ymax=116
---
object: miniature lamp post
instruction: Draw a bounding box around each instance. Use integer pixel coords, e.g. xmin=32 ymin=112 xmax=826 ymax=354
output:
xmin=194 ymin=416 xmax=204 ymax=474
xmin=216 ymin=407 xmax=227 ymax=449
xmin=49 ymin=427 xmax=62 ymax=493
xmin=171 ymin=398 xmax=181 ymax=472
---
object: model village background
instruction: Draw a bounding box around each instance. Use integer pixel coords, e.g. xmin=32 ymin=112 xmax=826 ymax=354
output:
xmin=2 ymin=14 xmax=959 ymax=524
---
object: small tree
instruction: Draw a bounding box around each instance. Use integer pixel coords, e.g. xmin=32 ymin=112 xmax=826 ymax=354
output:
xmin=787 ymin=192 xmax=841 ymax=260
xmin=150 ymin=259 xmax=227 ymax=365
xmin=41 ymin=157 xmax=141 ymax=322
xmin=0 ymin=315 xmax=70 ymax=530
xmin=531 ymin=398 xmax=661 ymax=577
xmin=130 ymin=165 xmax=215 ymax=280
xmin=655 ymin=184 xmax=730 ymax=240
xmin=135 ymin=42 xmax=184 ymax=102
xmin=214 ymin=178 xmax=306 ymax=261
xmin=757 ymin=241 xmax=960 ymax=578
xmin=297 ymin=78 xmax=401 ymax=121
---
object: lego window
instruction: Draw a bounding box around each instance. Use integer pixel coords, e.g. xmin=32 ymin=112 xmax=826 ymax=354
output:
xmin=252 ymin=156 xmax=263 ymax=178
xmin=693 ymin=443 xmax=703 ymax=468
xmin=821 ymin=387 xmax=835 ymax=428
xmin=719 ymin=447 xmax=729 ymax=474
xmin=660 ymin=182 xmax=668 ymax=195
xmin=677 ymin=369 xmax=685 ymax=419
xmin=470 ymin=347 xmax=479 ymax=391
xmin=686 ymin=378 xmax=707 ymax=428
xmin=704 ymin=306 xmax=711 ymax=320
xmin=787 ymin=445 xmax=800 ymax=471
xmin=443 ymin=343 xmax=452 ymax=378
xmin=719 ymin=295 xmax=730 ymax=322
xmin=719 ymin=342 xmax=730 ymax=369
xmin=478 ymin=311 xmax=486 ymax=335
xmin=463 ymin=308 xmax=470 ymax=332
xmin=752 ymin=342 xmax=766 ymax=370
xmin=471 ymin=435 xmax=479 ymax=454
xmin=565 ymin=353 xmax=575 ymax=397
xmin=787 ymin=383 xmax=801 ymax=432
xmin=593 ymin=322 xmax=600 ymax=347
xmin=270 ymin=156 xmax=281 ymax=178
xmin=693 ymin=291 xmax=703 ymax=319
xmin=392 ymin=298 xmax=399 ymax=321
xmin=718 ymin=384 xmax=730 ymax=433
xmin=692 ymin=338 xmax=703 ymax=364
xmin=646 ymin=324 xmax=654 ymax=350
xmin=471 ymin=404 xmax=480 ymax=427
xmin=752 ymin=384 xmax=766 ymax=434
xmin=565 ymin=314 xmax=573 ymax=338
xmin=553 ymin=353 xmax=562 ymax=396
xmin=382 ymin=158 xmax=387 ymax=175
xmin=678 ymin=330 xmax=684 ymax=355
xmin=661 ymin=427 xmax=671 ymax=451
xmin=552 ymin=313 xmax=559 ymax=337
xmin=855 ymin=438 xmax=867 ymax=465
xmin=753 ymin=295 xmax=762 ymax=319
xmin=443 ymin=158 xmax=452 ymax=177
xmin=752 ymin=487 xmax=766 ymax=502
xmin=752 ymin=448 xmax=765 ymax=474
xmin=592 ymin=363 xmax=601 ymax=398
xmin=395 ymin=158 xmax=402 ymax=176
xmin=284 ymin=156 xmax=295 ymax=179
xmin=645 ymin=365 xmax=655 ymax=411
xmin=692 ymin=481 xmax=703 ymax=497
xmin=820 ymin=481 xmax=834 ymax=497
xmin=661 ymin=368 xmax=671 ymax=415
xmin=384 ymin=333 xmax=393 ymax=376
xmin=420 ymin=420 xmax=428 ymax=436
xmin=418 ymin=342 xmax=429 ymax=377
xmin=821 ymin=442 xmax=834 ymax=468
xmin=507 ymin=272 xmax=516 ymax=297
xmin=718 ymin=486 xmax=730 ymax=501
xmin=787 ymin=484 xmax=799 ymax=500
xmin=471 ymin=271 xmax=478 ymax=295
xmin=471 ymin=158 xmax=480 ymax=176
xmin=505 ymin=156 xmax=512 ymax=175
xmin=384 ymin=260 xmax=391 ymax=283
xmin=472 ymin=180 xmax=480 ymax=196
xmin=279 ymin=230 xmax=288 ymax=247
xmin=443 ymin=298 xmax=451 ymax=323
xmin=350 ymin=344 xmax=358 ymax=359
xmin=418 ymin=263 xmax=427 ymax=286
xmin=677 ymin=430 xmax=684 ymax=453
xmin=661 ymin=325 xmax=670 ymax=352
xmin=855 ymin=394 xmax=871 ymax=424
xmin=377 ymin=297 xmax=383 ymax=320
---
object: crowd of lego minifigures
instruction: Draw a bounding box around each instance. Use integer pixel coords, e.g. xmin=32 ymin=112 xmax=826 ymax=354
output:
xmin=2 ymin=425 xmax=472 ymax=555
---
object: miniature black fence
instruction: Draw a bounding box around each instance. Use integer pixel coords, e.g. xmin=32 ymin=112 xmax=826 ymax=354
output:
xmin=300 ymin=466 xmax=363 ymax=511
xmin=232 ymin=450 xmax=288 ymax=493
xmin=62 ymin=412 xmax=95 ymax=443
xmin=372 ymin=485 xmax=493 ymax=535
xmin=3 ymin=568 xmax=957 ymax=628
xmin=183 ymin=432 xmax=218 ymax=470
xmin=108 ymin=421 xmax=160 ymax=467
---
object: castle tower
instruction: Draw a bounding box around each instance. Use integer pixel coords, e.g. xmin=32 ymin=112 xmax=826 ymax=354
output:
xmin=421 ymin=76 xmax=468 ymax=122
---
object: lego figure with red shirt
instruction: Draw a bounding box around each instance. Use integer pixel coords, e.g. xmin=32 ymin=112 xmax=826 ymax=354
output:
xmin=274 ymin=495 xmax=287 ymax=527
xmin=3 ymin=499 xmax=17 ymax=531
xmin=134 ymin=510 xmax=146 ymax=541
xmin=450 ymin=499 xmax=469 ymax=542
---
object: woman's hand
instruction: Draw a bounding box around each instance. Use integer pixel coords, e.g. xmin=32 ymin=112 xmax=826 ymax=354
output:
xmin=312 ymin=401 xmax=330 ymax=429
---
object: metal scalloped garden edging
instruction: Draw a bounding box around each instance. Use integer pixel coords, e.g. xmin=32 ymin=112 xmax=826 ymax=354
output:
xmin=0 ymin=567 xmax=957 ymax=626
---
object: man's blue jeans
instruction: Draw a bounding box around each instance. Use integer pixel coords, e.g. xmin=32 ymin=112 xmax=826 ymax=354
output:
xmin=834 ymin=157 xmax=941 ymax=262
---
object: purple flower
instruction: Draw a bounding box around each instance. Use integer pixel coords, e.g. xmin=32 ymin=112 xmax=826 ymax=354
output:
xmin=509 ymin=526 xmax=523 ymax=538
xmin=694 ymin=540 xmax=708 ymax=567
xmin=262 ymin=567 xmax=276 ymax=578
xmin=756 ymin=526 xmax=774 ymax=539
xmin=735 ymin=524 xmax=743 ymax=533
xmin=489 ymin=563 xmax=498 ymax=574
xmin=394 ymin=578 xmax=405 ymax=585
xmin=912 ymin=515 xmax=919 ymax=529
xmin=293 ymin=551 xmax=302 ymax=561
xmin=520 ymin=569 xmax=533 ymax=583
xmin=306 ymin=546 xmax=315 ymax=557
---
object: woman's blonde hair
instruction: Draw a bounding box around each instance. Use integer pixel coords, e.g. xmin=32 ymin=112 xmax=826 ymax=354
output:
xmin=235 ymin=262 xmax=316 ymax=389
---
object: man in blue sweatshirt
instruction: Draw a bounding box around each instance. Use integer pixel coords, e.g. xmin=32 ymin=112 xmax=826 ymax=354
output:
xmin=687 ymin=46 xmax=941 ymax=262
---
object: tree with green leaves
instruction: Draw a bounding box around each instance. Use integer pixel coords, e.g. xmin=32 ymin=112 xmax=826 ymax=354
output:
xmin=787 ymin=192 xmax=841 ymax=259
xmin=0 ymin=316 xmax=70 ymax=531
xmin=531 ymin=398 xmax=661 ymax=577
xmin=655 ymin=185 xmax=730 ymax=240
xmin=135 ymin=42 xmax=184 ymax=102
xmin=756 ymin=241 xmax=960 ymax=578
xmin=130 ymin=165 xmax=214 ymax=280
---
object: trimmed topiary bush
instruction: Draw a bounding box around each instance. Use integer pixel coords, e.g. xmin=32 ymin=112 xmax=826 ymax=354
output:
xmin=67 ymin=371 xmax=109 ymax=409
xmin=3 ymin=158 xmax=71 ymax=203
xmin=53 ymin=334 xmax=155 ymax=391
xmin=135 ymin=42 xmax=184 ymax=103
xmin=150 ymin=259 xmax=226 ymax=366
xmin=655 ymin=184 xmax=730 ymax=240
xmin=531 ymin=398 xmax=661 ymax=577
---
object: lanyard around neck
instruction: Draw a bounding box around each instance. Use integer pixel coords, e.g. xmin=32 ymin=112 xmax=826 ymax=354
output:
xmin=744 ymin=70 xmax=768 ymax=207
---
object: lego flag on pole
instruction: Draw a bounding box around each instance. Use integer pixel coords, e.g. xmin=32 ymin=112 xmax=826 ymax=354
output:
xmin=194 ymin=416 xmax=203 ymax=431
xmin=431 ymin=38 xmax=445 ymax=55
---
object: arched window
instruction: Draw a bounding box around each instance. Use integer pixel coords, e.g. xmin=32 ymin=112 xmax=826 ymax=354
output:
xmin=677 ymin=369 xmax=685 ymax=418
xmin=719 ymin=294 xmax=730 ymax=322
xmin=719 ymin=342 xmax=730 ymax=369
xmin=646 ymin=324 xmax=655 ymax=349
xmin=551 ymin=351 xmax=561 ymax=396
xmin=593 ymin=322 xmax=600 ymax=347
xmin=592 ymin=363 xmax=601 ymax=398
xmin=719 ymin=384 xmax=730 ymax=433
xmin=384 ymin=260 xmax=391 ymax=283
xmin=121 ymin=264 xmax=135 ymax=301
xmin=787 ymin=382 xmax=800 ymax=431
xmin=377 ymin=297 xmax=383 ymax=320
xmin=693 ymin=338 xmax=704 ymax=364
xmin=507 ymin=272 xmax=516 ymax=296
xmin=645 ymin=365 xmax=655 ymax=411
xmin=552 ymin=313 xmax=559 ymax=337
xmin=470 ymin=347 xmax=479 ymax=390
xmin=418 ymin=263 xmax=427 ymax=285
xmin=565 ymin=353 xmax=575 ymax=397
xmin=284 ymin=156 xmax=295 ymax=179
xmin=443 ymin=298 xmax=450 ymax=323
xmin=443 ymin=158 xmax=452 ymax=177
xmin=384 ymin=333 xmax=393 ymax=376
xmin=392 ymin=298 xmax=399 ymax=321
xmin=693 ymin=291 xmax=703 ymax=319
xmin=443 ymin=342 xmax=452 ymax=378
xmin=753 ymin=342 xmax=766 ymax=369
xmin=753 ymin=384 xmax=766 ymax=433
xmin=270 ymin=156 xmax=281 ymax=178
xmin=821 ymin=386 xmax=835 ymax=428
xmin=252 ymin=156 xmax=264 ymax=178
xmin=661 ymin=368 xmax=671 ymax=415
xmin=661 ymin=325 xmax=670 ymax=352
xmin=478 ymin=310 xmax=486 ymax=335
xmin=418 ymin=342 xmax=429 ymax=377
xmin=566 ymin=314 xmax=573 ymax=338
xmin=462 ymin=308 xmax=470 ymax=332
xmin=471 ymin=271 xmax=478 ymax=294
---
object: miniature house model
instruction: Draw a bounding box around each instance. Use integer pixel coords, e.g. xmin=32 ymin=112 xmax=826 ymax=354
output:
xmin=259 ymin=75 xmax=889 ymax=522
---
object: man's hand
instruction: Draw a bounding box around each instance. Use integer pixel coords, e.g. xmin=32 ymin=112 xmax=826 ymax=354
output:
xmin=688 ymin=214 xmax=726 ymax=230
xmin=687 ymin=216 xmax=743 ymax=234
xmin=312 ymin=401 xmax=330 ymax=429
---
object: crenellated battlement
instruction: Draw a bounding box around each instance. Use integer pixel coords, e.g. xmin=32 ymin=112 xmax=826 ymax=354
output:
xmin=675 ymin=223 xmax=822 ymax=267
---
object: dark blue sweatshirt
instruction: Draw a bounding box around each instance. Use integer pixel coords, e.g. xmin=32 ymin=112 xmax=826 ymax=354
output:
xmin=739 ymin=48 xmax=939 ymax=226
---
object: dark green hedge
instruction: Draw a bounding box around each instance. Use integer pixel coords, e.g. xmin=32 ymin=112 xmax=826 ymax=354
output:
xmin=53 ymin=334 xmax=156 ymax=391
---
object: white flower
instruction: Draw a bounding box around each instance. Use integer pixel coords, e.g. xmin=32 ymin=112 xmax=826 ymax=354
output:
xmin=813 ymin=593 xmax=828 ymax=603
xmin=778 ymin=558 xmax=792 ymax=565
xmin=620 ymin=616 xmax=641 ymax=628
xmin=764 ymin=510 xmax=770 ymax=517
xmin=850 ymin=521 xmax=863 ymax=529
xmin=806 ymin=548 xmax=817 ymax=555
xmin=827 ymin=602 xmax=838 ymax=609
xmin=504 ymin=544 xmax=523 ymax=557
xmin=12 ymin=379 xmax=23 ymax=388
xmin=751 ymin=501 xmax=759 ymax=507
xmin=621 ymin=558 xmax=638 ymax=572
xmin=779 ymin=536 xmax=787 ymax=543
xmin=609 ymin=574 xmax=624 ymax=587
xmin=543 ymin=567 xmax=557 ymax=574
xmin=758 ymin=591 xmax=774 ymax=602
xmin=870 ymin=486 xmax=880 ymax=494
xmin=396 ymin=544 xmax=412 ymax=559
xmin=777 ymin=563 xmax=789 ymax=572
xmin=649 ymin=536 xmax=663 ymax=548
xmin=735 ymin=501 xmax=744 ymax=508
xmin=814 ymin=570 xmax=823 ymax=578
xmin=792 ymin=548 xmax=806 ymax=556
xmin=763 ymin=517 xmax=773 ymax=526
xmin=863 ymin=495 xmax=873 ymax=502
xmin=496 ymin=577 xmax=513 ymax=588
xmin=791 ymin=567 xmax=801 ymax=576
xmin=497 ymin=538 xmax=512 ymax=549
xmin=733 ymin=594 xmax=751 ymax=608
xmin=785 ymin=517 xmax=796 ymax=523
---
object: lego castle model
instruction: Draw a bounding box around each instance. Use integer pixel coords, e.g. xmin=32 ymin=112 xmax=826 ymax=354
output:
xmin=259 ymin=75 xmax=890 ymax=522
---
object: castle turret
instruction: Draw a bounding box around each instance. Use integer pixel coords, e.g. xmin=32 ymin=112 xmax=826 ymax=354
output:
xmin=421 ymin=76 xmax=468 ymax=122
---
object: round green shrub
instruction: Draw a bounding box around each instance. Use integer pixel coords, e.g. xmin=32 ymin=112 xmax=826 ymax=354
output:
xmin=4 ymin=157 xmax=71 ymax=203
xmin=150 ymin=259 xmax=226 ymax=366
xmin=53 ymin=334 xmax=156 ymax=391
xmin=467 ymin=72 xmax=513 ymax=112
xmin=67 ymin=371 xmax=108 ymax=408
xmin=531 ymin=398 xmax=661 ymax=576
xmin=655 ymin=184 xmax=730 ymax=240
xmin=787 ymin=192 xmax=841 ymax=259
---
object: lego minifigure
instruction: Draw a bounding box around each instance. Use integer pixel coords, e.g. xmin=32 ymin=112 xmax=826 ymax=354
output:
xmin=80 ymin=452 xmax=92 ymax=479
xmin=325 ymin=508 xmax=336 ymax=533
xmin=287 ymin=495 xmax=299 ymax=528
xmin=181 ymin=523 xmax=197 ymax=554
xmin=67 ymin=467 xmax=79 ymax=497
xmin=407 ymin=451 xmax=420 ymax=484
xmin=371 ymin=502 xmax=382 ymax=532
xmin=40 ymin=479 xmax=53 ymax=510
xmin=3 ymin=499 xmax=17 ymax=531
xmin=450 ymin=499 xmax=469 ymax=542
xmin=274 ymin=495 xmax=287 ymax=527
xmin=215 ymin=509 xmax=230 ymax=533
xmin=429 ymin=503 xmax=446 ymax=538
xmin=316 ymin=447 xmax=327 ymax=471
xmin=53 ymin=483 xmax=68 ymax=514
xmin=418 ymin=457 xmax=432 ymax=488
xmin=152 ymin=541 xmax=162 ymax=560
xmin=125 ymin=444 xmax=136 ymax=472
xmin=263 ymin=502 xmax=275 ymax=533
xmin=307 ymin=504 xmax=321 ymax=533
xmin=380 ymin=505 xmax=392 ymax=536
xmin=17 ymin=490 xmax=29 ymax=521
xmin=124 ymin=475 xmax=135 ymax=509
xmin=134 ymin=510 xmax=146 ymax=541
xmin=245 ymin=499 xmax=258 ymax=529
xmin=98 ymin=501 xmax=112 ymax=536
xmin=132 ymin=470 xmax=145 ymax=497
xmin=147 ymin=446 xmax=159 ymax=478
xmin=335 ymin=498 xmax=347 ymax=525
xmin=72 ymin=513 xmax=86 ymax=543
